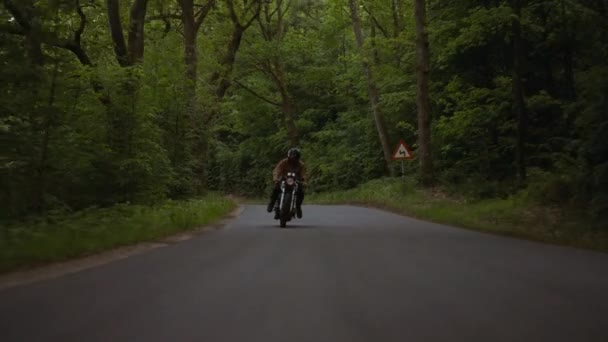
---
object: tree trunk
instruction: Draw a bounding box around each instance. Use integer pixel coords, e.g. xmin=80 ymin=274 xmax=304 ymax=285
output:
xmin=511 ymin=0 xmax=527 ymax=183
xmin=179 ymin=0 xmax=198 ymax=89
xmin=349 ymin=0 xmax=394 ymax=175
xmin=106 ymin=0 xmax=130 ymax=66
xmin=177 ymin=0 xmax=215 ymax=193
xmin=370 ymin=19 xmax=380 ymax=65
xmin=128 ymin=0 xmax=148 ymax=63
xmin=210 ymin=23 xmax=245 ymax=101
xmin=177 ymin=0 xmax=214 ymax=113
xmin=273 ymin=62 xmax=300 ymax=146
xmin=560 ymin=0 xmax=576 ymax=99
xmin=391 ymin=0 xmax=402 ymax=38
xmin=33 ymin=62 xmax=59 ymax=212
xmin=539 ymin=9 xmax=556 ymax=95
xmin=257 ymin=0 xmax=299 ymax=147
xmin=414 ymin=0 xmax=433 ymax=186
xmin=107 ymin=0 xmax=148 ymax=66
xmin=210 ymin=0 xmax=261 ymax=102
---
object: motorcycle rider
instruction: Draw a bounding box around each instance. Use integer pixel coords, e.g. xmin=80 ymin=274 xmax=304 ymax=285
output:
xmin=267 ymin=148 xmax=306 ymax=219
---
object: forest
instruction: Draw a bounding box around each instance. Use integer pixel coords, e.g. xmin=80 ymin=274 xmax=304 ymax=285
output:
xmin=1 ymin=0 xmax=607 ymax=225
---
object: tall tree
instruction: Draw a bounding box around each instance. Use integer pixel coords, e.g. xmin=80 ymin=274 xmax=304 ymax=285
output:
xmin=2 ymin=0 xmax=92 ymax=66
xmin=349 ymin=0 xmax=394 ymax=175
xmin=209 ymin=0 xmax=261 ymax=103
xmin=177 ymin=0 xmax=214 ymax=97
xmin=414 ymin=0 xmax=433 ymax=186
xmin=256 ymin=0 xmax=300 ymax=146
xmin=511 ymin=0 xmax=527 ymax=183
xmin=106 ymin=0 xmax=148 ymax=66
xmin=175 ymin=0 xmax=215 ymax=192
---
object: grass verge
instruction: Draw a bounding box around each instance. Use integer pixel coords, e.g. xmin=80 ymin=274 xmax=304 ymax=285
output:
xmin=0 ymin=194 xmax=236 ymax=273
xmin=309 ymin=178 xmax=608 ymax=252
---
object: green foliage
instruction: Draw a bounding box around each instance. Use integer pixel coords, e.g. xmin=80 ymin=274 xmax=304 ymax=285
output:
xmin=2 ymin=0 xmax=607 ymax=230
xmin=310 ymin=178 xmax=608 ymax=251
xmin=0 ymin=195 xmax=235 ymax=272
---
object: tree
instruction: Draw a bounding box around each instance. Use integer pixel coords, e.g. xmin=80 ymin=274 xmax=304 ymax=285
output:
xmin=510 ymin=0 xmax=527 ymax=183
xmin=241 ymin=0 xmax=300 ymax=146
xmin=106 ymin=0 xmax=148 ymax=66
xmin=413 ymin=0 xmax=433 ymax=186
xmin=209 ymin=0 xmax=261 ymax=103
xmin=349 ymin=0 xmax=394 ymax=175
xmin=177 ymin=0 xmax=214 ymax=103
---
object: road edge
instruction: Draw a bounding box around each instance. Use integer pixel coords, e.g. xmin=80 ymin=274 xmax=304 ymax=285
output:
xmin=0 ymin=205 xmax=244 ymax=292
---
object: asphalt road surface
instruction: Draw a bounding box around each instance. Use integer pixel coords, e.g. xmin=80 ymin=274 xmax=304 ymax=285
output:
xmin=1 ymin=205 xmax=608 ymax=342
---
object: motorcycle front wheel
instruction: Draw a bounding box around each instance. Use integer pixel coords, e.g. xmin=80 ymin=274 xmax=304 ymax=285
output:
xmin=279 ymin=193 xmax=292 ymax=228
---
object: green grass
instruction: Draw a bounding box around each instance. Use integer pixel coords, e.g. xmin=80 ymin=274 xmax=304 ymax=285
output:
xmin=309 ymin=178 xmax=608 ymax=252
xmin=0 ymin=194 xmax=236 ymax=273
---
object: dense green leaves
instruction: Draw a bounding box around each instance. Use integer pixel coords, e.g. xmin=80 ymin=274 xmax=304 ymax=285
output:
xmin=1 ymin=0 xmax=607 ymax=224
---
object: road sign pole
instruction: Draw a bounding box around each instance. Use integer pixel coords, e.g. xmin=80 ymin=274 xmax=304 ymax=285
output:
xmin=401 ymin=160 xmax=405 ymax=181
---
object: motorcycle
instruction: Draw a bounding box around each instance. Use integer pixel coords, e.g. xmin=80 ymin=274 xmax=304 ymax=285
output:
xmin=274 ymin=172 xmax=300 ymax=228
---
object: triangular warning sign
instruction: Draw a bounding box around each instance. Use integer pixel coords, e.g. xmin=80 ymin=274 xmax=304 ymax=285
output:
xmin=392 ymin=140 xmax=413 ymax=160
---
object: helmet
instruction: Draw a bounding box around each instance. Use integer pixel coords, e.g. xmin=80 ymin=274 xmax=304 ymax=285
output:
xmin=287 ymin=148 xmax=301 ymax=161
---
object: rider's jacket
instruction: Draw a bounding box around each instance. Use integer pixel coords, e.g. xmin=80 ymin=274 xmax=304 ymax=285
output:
xmin=272 ymin=158 xmax=307 ymax=184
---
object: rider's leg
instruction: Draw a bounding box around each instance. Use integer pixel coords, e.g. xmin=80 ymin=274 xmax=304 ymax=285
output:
xmin=296 ymin=186 xmax=304 ymax=218
xmin=267 ymin=183 xmax=280 ymax=213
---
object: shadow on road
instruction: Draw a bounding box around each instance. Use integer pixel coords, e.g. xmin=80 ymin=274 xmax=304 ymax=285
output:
xmin=255 ymin=224 xmax=318 ymax=229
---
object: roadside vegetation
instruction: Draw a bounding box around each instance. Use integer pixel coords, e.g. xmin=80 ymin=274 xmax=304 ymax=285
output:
xmin=2 ymin=1 xmax=607 ymax=269
xmin=311 ymin=178 xmax=608 ymax=252
xmin=0 ymin=195 xmax=235 ymax=273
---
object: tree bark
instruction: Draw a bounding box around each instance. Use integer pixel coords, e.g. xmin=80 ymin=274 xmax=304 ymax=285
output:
xmin=106 ymin=0 xmax=148 ymax=66
xmin=106 ymin=0 xmax=130 ymax=66
xmin=205 ymin=0 xmax=260 ymax=127
xmin=176 ymin=0 xmax=215 ymax=193
xmin=257 ymin=0 xmax=300 ymax=146
xmin=560 ymin=0 xmax=576 ymax=100
xmin=128 ymin=0 xmax=148 ymax=63
xmin=511 ymin=0 xmax=527 ymax=183
xmin=273 ymin=63 xmax=299 ymax=146
xmin=33 ymin=62 xmax=60 ymax=212
xmin=391 ymin=0 xmax=402 ymax=38
xmin=180 ymin=0 xmax=197 ymax=87
xmin=177 ymin=0 xmax=214 ymax=104
xmin=211 ymin=23 xmax=244 ymax=100
xmin=349 ymin=0 xmax=394 ymax=175
xmin=414 ymin=0 xmax=433 ymax=186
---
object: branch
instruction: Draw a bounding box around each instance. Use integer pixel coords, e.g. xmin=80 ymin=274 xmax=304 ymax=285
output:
xmin=227 ymin=0 xmax=240 ymax=27
xmin=362 ymin=4 xmax=389 ymax=38
xmin=282 ymin=0 xmax=292 ymax=16
xmin=147 ymin=14 xmax=182 ymax=21
xmin=243 ymin=0 xmax=262 ymax=29
xmin=2 ymin=1 xmax=93 ymax=66
xmin=74 ymin=0 xmax=86 ymax=45
xmin=194 ymin=0 xmax=215 ymax=32
xmin=264 ymin=62 xmax=283 ymax=91
xmin=233 ymin=79 xmax=281 ymax=107
xmin=267 ymin=2 xmax=280 ymax=19
xmin=257 ymin=14 xmax=271 ymax=41
xmin=147 ymin=13 xmax=181 ymax=36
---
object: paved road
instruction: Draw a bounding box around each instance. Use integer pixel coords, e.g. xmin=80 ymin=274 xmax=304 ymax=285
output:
xmin=1 ymin=205 xmax=608 ymax=342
